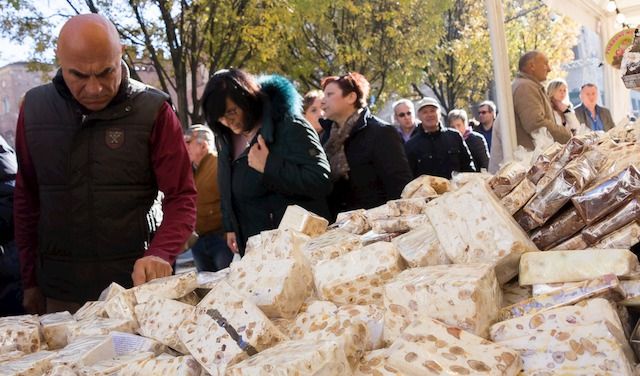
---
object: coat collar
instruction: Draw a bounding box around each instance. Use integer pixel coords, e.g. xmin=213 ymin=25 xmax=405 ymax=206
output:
xmin=515 ymin=72 xmax=544 ymax=89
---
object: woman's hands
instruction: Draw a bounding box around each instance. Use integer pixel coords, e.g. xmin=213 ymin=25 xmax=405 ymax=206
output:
xmin=248 ymin=135 xmax=269 ymax=173
xmin=226 ymin=232 xmax=239 ymax=254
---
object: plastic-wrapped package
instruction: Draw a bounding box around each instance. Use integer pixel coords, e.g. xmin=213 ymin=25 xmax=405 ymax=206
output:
xmin=489 ymin=161 xmax=528 ymax=198
xmin=277 ymin=204 xmax=328 ymax=237
xmin=371 ymin=214 xmax=428 ymax=234
xmin=501 ymin=177 xmax=536 ymax=215
xmin=386 ymin=318 xmax=521 ymax=376
xmin=497 ymin=322 xmax=634 ymax=375
xmin=451 ymin=171 xmax=492 ymax=190
xmin=514 ymin=208 xmax=540 ymax=232
xmin=335 ymin=305 xmax=384 ymax=351
xmin=135 ymin=296 xmax=194 ymax=354
xmin=0 ymin=350 xmax=24 ymax=363
xmin=98 ymin=282 xmax=125 ymax=301
xmin=67 ymin=317 xmax=137 ymax=342
xmin=582 ymin=198 xmax=640 ymax=245
xmin=359 ymin=231 xmax=399 ymax=246
xmin=425 ymin=178 xmax=539 ymax=284
xmin=302 ymin=229 xmax=362 ymax=265
xmin=118 ymin=354 xmax=203 ymax=376
xmin=526 ymin=142 xmax=563 ymax=184
xmin=383 ymin=264 xmax=501 ymax=342
xmin=51 ymin=335 xmax=116 ymax=369
xmin=593 ymin=221 xmax=640 ymax=249
xmin=226 ymin=339 xmax=351 ymax=376
xmin=39 ymin=312 xmax=75 ymax=350
xmin=524 ymin=152 xmax=601 ymax=227
xmin=73 ymin=301 xmax=107 ymax=321
xmin=133 ymin=271 xmax=198 ymax=304
xmin=385 ymin=198 xmax=428 ymax=216
xmin=313 ymin=241 xmax=403 ymax=306
xmin=572 ymin=165 xmax=640 ymax=225
xmin=530 ymin=207 xmax=586 ymax=250
xmin=391 ymin=222 xmax=450 ymax=267
xmin=519 ymin=248 xmax=639 ymax=285
xmin=535 ymin=137 xmax=591 ymax=189
xmin=621 ymin=279 xmax=640 ymax=305
xmin=402 ymin=175 xmax=450 ymax=197
xmin=0 ymin=351 xmax=56 ymax=376
xmin=550 ymin=232 xmax=588 ymax=250
xmin=78 ymin=352 xmax=155 ymax=375
xmin=334 ymin=209 xmax=372 ymax=235
xmin=491 ymin=298 xmax=627 ymax=347
xmin=498 ymin=274 xmax=623 ymax=320
xmin=0 ymin=315 xmax=42 ymax=354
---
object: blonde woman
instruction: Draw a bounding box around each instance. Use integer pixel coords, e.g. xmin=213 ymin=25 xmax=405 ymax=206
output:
xmin=547 ymin=78 xmax=580 ymax=135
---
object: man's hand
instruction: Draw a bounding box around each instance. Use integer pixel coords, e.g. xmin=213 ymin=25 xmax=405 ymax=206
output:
xmin=226 ymin=232 xmax=239 ymax=254
xmin=131 ymin=255 xmax=173 ymax=286
xmin=248 ymin=135 xmax=269 ymax=173
xmin=23 ymin=287 xmax=46 ymax=314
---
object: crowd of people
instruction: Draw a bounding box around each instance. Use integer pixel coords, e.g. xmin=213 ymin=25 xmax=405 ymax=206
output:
xmin=0 ymin=14 xmax=621 ymax=316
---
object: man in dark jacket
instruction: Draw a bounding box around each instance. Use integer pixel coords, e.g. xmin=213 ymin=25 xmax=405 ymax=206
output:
xmin=405 ymin=97 xmax=475 ymax=179
xmin=320 ymin=72 xmax=413 ymax=219
xmin=15 ymin=14 xmax=196 ymax=313
xmin=448 ymin=109 xmax=489 ymax=171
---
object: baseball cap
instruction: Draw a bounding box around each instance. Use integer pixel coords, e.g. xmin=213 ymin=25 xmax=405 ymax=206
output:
xmin=416 ymin=97 xmax=441 ymax=111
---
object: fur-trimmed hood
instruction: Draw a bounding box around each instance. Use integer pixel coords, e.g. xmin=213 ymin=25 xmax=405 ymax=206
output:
xmin=257 ymin=74 xmax=303 ymax=143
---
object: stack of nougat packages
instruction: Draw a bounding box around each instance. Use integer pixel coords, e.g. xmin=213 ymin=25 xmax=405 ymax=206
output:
xmin=6 ymin=124 xmax=640 ymax=375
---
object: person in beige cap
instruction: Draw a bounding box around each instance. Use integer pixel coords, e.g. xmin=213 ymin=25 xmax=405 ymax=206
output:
xmin=404 ymin=97 xmax=474 ymax=179
xmin=184 ymin=124 xmax=233 ymax=272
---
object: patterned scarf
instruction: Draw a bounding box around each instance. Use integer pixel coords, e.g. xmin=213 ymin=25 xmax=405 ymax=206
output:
xmin=324 ymin=110 xmax=362 ymax=181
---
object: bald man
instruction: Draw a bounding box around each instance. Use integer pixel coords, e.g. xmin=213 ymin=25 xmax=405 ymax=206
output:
xmin=14 ymin=14 xmax=196 ymax=313
xmin=512 ymin=50 xmax=572 ymax=150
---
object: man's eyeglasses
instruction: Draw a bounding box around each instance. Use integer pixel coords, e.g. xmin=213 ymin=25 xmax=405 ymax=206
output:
xmin=478 ymin=111 xmax=491 ymax=115
xmin=396 ymin=111 xmax=412 ymax=118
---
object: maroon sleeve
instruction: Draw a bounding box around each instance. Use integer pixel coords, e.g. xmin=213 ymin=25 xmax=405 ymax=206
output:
xmin=144 ymin=102 xmax=196 ymax=264
xmin=14 ymin=105 xmax=40 ymax=289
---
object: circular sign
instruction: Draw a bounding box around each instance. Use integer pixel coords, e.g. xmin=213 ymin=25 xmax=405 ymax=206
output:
xmin=605 ymin=28 xmax=635 ymax=69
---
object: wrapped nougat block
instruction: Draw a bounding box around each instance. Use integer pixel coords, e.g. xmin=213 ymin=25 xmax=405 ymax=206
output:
xmin=582 ymin=198 xmax=640 ymax=245
xmin=313 ymin=241 xmax=403 ymax=306
xmin=359 ymin=231 xmax=397 ymax=246
xmin=73 ymin=301 xmax=106 ymax=322
xmin=621 ymin=279 xmax=640 ymax=305
xmin=176 ymin=291 xmax=201 ymax=306
xmin=0 ymin=314 xmax=42 ymax=354
xmin=386 ymin=318 xmax=521 ymax=376
xmin=40 ymin=311 xmax=75 ymax=350
xmin=354 ymin=349 xmax=401 ymax=376
xmin=241 ymin=229 xmax=310 ymax=267
xmin=550 ymin=232 xmax=588 ymax=250
xmin=425 ymin=179 xmax=539 ymax=284
xmin=530 ymin=207 xmax=586 ymax=251
xmin=44 ymin=365 xmax=77 ymax=376
xmin=109 ymin=331 xmax=167 ymax=356
xmin=593 ymin=221 xmax=640 ymax=249
xmin=51 ymin=336 xmax=115 ymax=369
xmin=288 ymin=307 xmax=369 ymax=366
xmin=302 ymin=229 xmax=362 ymax=265
xmin=498 ymin=322 xmax=634 ymax=375
xmin=499 ymin=274 xmax=623 ymax=320
xmin=526 ymin=142 xmax=563 ymax=184
xmin=501 ymin=280 xmax=532 ymax=307
xmin=196 ymin=281 xmax=288 ymax=350
xmin=66 ymin=317 xmax=136 ymax=342
xmin=383 ymin=263 xmax=501 ymax=342
xmin=226 ymin=256 xmax=312 ymax=319
xmin=401 ymin=175 xmax=450 ymax=197
xmin=278 ymin=204 xmax=328 ymax=237
xmin=490 ymin=298 xmax=627 ymax=343
xmin=501 ymin=177 xmax=536 ymax=215
xmin=226 ymin=339 xmax=351 ymax=376
xmin=177 ymin=313 xmax=247 ymax=375
xmin=385 ymin=198 xmax=428 ymax=216
xmin=78 ymin=352 xmax=154 ymax=375
xmin=335 ymin=209 xmax=371 ymax=235
xmin=336 ymin=304 xmax=385 ymax=351
xmin=119 ymin=354 xmax=202 ymax=376
xmin=135 ymin=296 xmax=194 ymax=353
xmin=391 ymin=222 xmax=449 ymax=267
xmin=519 ymin=248 xmax=639 ymax=285
xmin=371 ymin=215 xmax=428 ymax=234
xmin=133 ymin=271 xmax=198 ymax=304
xmin=196 ymin=269 xmax=229 ymax=289
xmin=489 ymin=161 xmax=528 ymax=198
xmin=97 ymin=282 xmax=125 ymax=301
xmin=103 ymin=289 xmax=137 ymax=329
xmin=0 ymin=350 xmax=25 ymax=363
xmin=0 ymin=351 xmax=56 ymax=376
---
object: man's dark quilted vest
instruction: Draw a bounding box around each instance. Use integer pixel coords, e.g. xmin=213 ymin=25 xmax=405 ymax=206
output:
xmin=23 ymin=76 xmax=169 ymax=302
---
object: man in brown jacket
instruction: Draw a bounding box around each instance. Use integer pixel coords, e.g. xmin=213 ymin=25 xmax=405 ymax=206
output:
xmin=184 ymin=124 xmax=233 ymax=272
xmin=512 ymin=51 xmax=572 ymax=150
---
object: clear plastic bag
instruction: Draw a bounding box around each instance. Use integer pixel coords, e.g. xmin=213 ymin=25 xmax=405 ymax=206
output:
xmin=530 ymin=207 xmax=586 ymax=250
xmin=582 ymin=198 xmax=640 ymax=245
xmin=488 ymin=161 xmax=528 ymax=198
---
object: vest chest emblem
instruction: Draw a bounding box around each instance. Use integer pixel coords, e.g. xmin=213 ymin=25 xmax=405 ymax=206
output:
xmin=105 ymin=128 xmax=125 ymax=149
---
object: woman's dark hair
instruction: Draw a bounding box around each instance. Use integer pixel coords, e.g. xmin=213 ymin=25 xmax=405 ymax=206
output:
xmin=320 ymin=72 xmax=370 ymax=109
xmin=201 ymin=68 xmax=263 ymax=134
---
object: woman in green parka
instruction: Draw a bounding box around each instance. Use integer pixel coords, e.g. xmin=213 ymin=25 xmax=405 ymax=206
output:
xmin=201 ymin=69 xmax=331 ymax=255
